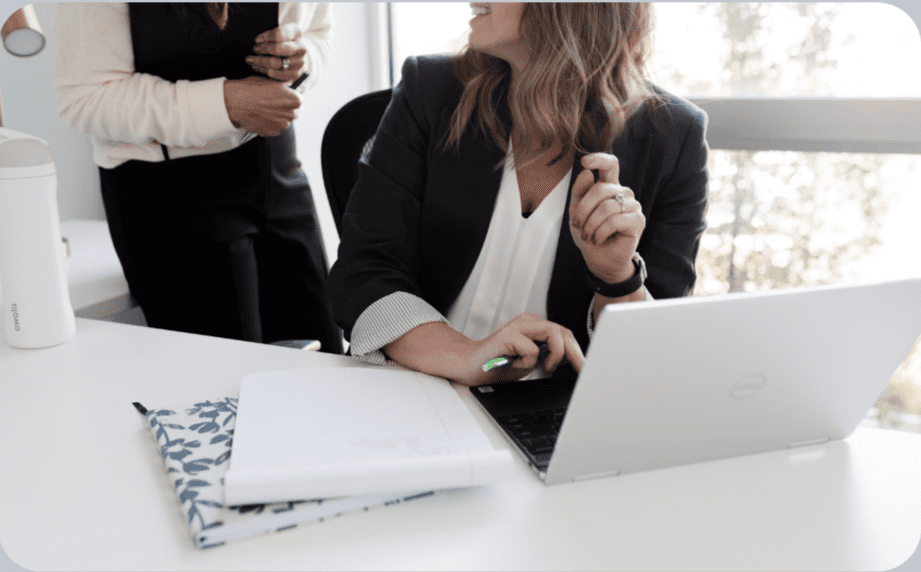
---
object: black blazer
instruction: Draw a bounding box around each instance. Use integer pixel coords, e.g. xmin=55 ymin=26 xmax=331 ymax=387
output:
xmin=329 ymin=55 xmax=709 ymax=352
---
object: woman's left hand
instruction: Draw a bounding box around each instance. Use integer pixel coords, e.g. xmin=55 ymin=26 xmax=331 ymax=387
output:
xmin=245 ymin=23 xmax=307 ymax=83
xmin=569 ymin=153 xmax=646 ymax=285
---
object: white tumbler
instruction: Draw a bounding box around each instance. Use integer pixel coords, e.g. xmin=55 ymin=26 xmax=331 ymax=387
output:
xmin=0 ymin=127 xmax=75 ymax=348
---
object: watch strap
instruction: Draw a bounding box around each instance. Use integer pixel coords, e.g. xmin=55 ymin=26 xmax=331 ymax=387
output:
xmin=585 ymin=254 xmax=646 ymax=298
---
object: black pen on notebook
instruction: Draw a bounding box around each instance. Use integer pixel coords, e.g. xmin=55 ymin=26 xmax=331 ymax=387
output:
xmin=482 ymin=343 xmax=556 ymax=372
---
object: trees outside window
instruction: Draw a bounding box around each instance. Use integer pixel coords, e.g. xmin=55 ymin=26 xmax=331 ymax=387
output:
xmin=646 ymin=4 xmax=921 ymax=431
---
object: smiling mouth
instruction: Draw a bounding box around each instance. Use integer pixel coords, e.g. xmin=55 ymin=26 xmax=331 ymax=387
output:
xmin=470 ymin=3 xmax=491 ymax=16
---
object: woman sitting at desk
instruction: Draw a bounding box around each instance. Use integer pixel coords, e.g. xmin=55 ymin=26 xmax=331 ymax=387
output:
xmin=328 ymin=2 xmax=709 ymax=385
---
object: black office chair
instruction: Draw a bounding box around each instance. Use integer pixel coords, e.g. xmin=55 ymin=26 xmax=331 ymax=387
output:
xmin=320 ymin=88 xmax=393 ymax=236
xmin=270 ymin=92 xmax=392 ymax=353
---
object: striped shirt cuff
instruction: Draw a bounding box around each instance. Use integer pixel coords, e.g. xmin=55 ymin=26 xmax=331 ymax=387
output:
xmin=587 ymin=287 xmax=652 ymax=340
xmin=349 ymin=291 xmax=448 ymax=366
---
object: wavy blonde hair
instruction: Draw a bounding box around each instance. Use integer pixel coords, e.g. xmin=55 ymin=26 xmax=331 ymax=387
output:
xmin=448 ymin=3 xmax=660 ymax=167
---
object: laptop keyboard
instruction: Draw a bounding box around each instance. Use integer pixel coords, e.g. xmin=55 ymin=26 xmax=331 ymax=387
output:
xmin=495 ymin=408 xmax=567 ymax=469
xmin=472 ymin=373 xmax=577 ymax=472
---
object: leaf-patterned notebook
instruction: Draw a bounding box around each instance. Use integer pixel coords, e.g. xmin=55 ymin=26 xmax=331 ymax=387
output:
xmin=135 ymin=398 xmax=435 ymax=548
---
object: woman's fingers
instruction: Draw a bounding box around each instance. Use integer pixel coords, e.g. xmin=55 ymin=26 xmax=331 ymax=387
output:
xmin=582 ymin=153 xmax=620 ymax=185
xmin=223 ymin=77 xmax=302 ymax=136
xmin=506 ymin=334 xmax=542 ymax=370
xmin=563 ymin=335 xmax=585 ymax=372
xmin=571 ymin=183 xmax=636 ymax=237
xmin=569 ymin=153 xmax=630 ymax=233
xmin=541 ymin=330 xmax=567 ymax=372
xmin=253 ymin=41 xmax=306 ymax=59
xmin=255 ymin=22 xmax=302 ymax=45
xmin=246 ymin=54 xmax=305 ymax=82
xmin=250 ymin=24 xmax=307 ymax=81
xmin=471 ymin=313 xmax=585 ymax=385
xmin=590 ymin=208 xmax=646 ymax=246
xmin=582 ymin=197 xmax=643 ymax=245
xmin=570 ymin=165 xmax=597 ymax=203
xmin=246 ymin=53 xmax=304 ymax=70
xmin=570 ymin=182 xmax=619 ymax=229
xmin=512 ymin=315 xmax=583 ymax=373
xmin=571 ymin=153 xmax=620 ymax=202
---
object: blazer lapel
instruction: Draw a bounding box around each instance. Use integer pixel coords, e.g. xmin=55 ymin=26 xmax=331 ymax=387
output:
xmin=547 ymin=151 xmax=592 ymax=350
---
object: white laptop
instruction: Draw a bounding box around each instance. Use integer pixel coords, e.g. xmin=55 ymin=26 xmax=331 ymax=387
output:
xmin=471 ymin=278 xmax=921 ymax=484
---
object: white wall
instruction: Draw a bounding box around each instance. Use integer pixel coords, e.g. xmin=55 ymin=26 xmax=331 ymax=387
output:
xmin=0 ymin=2 xmax=383 ymax=265
xmin=0 ymin=2 xmax=104 ymax=221
xmin=295 ymin=2 xmax=382 ymax=264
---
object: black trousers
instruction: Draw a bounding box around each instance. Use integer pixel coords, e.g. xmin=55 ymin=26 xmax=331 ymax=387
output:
xmin=99 ymin=128 xmax=343 ymax=354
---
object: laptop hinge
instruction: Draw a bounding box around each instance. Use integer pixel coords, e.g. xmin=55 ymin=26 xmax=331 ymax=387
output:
xmin=788 ymin=437 xmax=830 ymax=449
xmin=572 ymin=469 xmax=621 ymax=482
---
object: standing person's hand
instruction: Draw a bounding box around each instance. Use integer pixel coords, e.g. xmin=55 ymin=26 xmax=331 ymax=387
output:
xmin=223 ymin=76 xmax=301 ymax=137
xmin=569 ymin=153 xmax=646 ymax=285
xmin=245 ymin=23 xmax=308 ymax=83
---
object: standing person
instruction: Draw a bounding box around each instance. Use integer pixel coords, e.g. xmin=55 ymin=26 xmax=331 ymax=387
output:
xmin=53 ymin=3 xmax=343 ymax=354
xmin=329 ymin=3 xmax=709 ymax=382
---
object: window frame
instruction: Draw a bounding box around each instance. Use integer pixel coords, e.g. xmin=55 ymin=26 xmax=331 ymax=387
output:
xmin=689 ymin=97 xmax=921 ymax=155
xmin=376 ymin=3 xmax=921 ymax=156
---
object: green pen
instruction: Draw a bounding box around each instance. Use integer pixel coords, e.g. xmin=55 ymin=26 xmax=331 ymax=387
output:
xmin=482 ymin=356 xmax=514 ymax=372
xmin=482 ymin=344 xmax=554 ymax=372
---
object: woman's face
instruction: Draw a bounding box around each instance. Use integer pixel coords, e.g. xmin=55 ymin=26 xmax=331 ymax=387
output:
xmin=468 ymin=3 xmax=529 ymax=71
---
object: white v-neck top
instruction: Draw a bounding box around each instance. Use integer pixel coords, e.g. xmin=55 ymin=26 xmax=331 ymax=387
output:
xmin=348 ymin=151 xmax=586 ymax=368
xmin=447 ymin=154 xmax=572 ymax=340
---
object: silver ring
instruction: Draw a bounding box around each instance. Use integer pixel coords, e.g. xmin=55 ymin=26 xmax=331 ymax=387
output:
xmin=614 ymin=191 xmax=627 ymax=209
xmin=281 ymin=57 xmax=290 ymax=71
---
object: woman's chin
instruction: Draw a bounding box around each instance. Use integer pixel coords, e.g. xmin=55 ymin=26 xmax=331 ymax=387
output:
xmin=467 ymin=31 xmax=496 ymax=55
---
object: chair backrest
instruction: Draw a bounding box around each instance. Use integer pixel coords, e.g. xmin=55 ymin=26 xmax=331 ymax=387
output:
xmin=320 ymin=88 xmax=393 ymax=237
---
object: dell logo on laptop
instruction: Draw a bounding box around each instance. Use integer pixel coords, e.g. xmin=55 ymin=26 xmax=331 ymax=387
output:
xmin=730 ymin=374 xmax=766 ymax=399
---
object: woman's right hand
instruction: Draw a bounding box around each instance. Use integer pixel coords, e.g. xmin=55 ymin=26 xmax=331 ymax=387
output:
xmin=468 ymin=313 xmax=586 ymax=385
xmin=222 ymin=76 xmax=302 ymax=137
xmin=383 ymin=314 xmax=585 ymax=386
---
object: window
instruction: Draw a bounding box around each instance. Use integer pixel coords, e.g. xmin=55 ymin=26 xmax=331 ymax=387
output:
xmin=389 ymin=2 xmax=470 ymax=84
xmin=648 ymin=3 xmax=921 ymax=98
xmin=385 ymin=3 xmax=921 ymax=432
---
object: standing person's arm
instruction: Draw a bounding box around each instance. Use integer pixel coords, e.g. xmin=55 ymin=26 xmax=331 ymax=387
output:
xmin=53 ymin=3 xmax=302 ymax=146
xmin=53 ymin=3 xmax=238 ymax=148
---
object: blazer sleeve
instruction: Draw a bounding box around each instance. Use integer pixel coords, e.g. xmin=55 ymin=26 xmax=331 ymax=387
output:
xmin=328 ymin=56 xmax=446 ymax=341
xmin=640 ymin=103 xmax=709 ymax=299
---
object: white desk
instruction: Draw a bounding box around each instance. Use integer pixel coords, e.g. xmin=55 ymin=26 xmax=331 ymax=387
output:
xmin=1 ymin=318 xmax=920 ymax=571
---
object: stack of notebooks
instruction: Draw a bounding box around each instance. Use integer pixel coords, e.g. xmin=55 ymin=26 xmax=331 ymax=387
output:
xmin=136 ymin=367 xmax=513 ymax=548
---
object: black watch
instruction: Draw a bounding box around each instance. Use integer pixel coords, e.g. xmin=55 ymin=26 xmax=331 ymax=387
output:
xmin=585 ymin=253 xmax=647 ymax=297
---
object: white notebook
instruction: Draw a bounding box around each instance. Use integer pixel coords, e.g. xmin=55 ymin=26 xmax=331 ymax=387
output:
xmin=223 ymin=367 xmax=514 ymax=506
